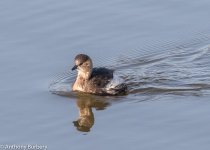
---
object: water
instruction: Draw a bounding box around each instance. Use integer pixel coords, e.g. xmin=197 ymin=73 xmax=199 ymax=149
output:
xmin=1 ymin=0 xmax=210 ymax=150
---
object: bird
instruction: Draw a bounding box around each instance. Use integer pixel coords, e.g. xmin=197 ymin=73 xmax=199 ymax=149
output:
xmin=71 ymin=54 xmax=127 ymax=96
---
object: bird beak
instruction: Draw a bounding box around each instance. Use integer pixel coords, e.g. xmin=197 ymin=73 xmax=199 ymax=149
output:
xmin=72 ymin=65 xmax=78 ymax=71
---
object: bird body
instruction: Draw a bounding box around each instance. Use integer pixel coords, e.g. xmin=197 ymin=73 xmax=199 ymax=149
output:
xmin=72 ymin=54 xmax=127 ymax=95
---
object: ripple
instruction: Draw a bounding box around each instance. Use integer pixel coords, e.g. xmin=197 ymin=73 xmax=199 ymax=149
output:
xmin=123 ymin=45 xmax=210 ymax=96
xmin=49 ymin=42 xmax=210 ymax=97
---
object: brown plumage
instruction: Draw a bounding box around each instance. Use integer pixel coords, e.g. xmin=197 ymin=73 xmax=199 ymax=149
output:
xmin=72 ymin=54 xmax=127 ymax=95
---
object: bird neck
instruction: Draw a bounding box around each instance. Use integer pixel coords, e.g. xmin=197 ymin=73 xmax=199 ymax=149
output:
xmin=77 ymin=69 xmax=92 ymax=80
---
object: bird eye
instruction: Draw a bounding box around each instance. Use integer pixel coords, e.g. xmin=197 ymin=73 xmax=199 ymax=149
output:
xmin=79 ymin=62 xmax=83 ymax=66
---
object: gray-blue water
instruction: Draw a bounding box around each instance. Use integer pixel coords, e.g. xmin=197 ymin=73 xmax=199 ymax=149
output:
xmin=1 ymin=0 xmax=210 ymax=150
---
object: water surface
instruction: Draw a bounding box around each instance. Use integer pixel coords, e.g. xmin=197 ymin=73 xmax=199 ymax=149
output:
xmin=1 ymin=0 xmax=210 ymax=150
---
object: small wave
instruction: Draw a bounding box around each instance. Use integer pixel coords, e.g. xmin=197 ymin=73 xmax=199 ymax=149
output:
xmin=48 ymin=68 xmax=75 ymax=96
xmin=116 ymin=43 xmax=210 ymax=96
xmin=49 ymin=42 xmax=210 ymax=98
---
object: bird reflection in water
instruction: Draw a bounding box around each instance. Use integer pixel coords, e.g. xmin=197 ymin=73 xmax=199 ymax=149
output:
xmin=73 ymin=93 xmax=110 ymax=132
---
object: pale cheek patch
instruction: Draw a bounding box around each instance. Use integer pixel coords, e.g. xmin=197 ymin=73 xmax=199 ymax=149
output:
xmin=75 ymin=60 xmax=80 ymax=66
